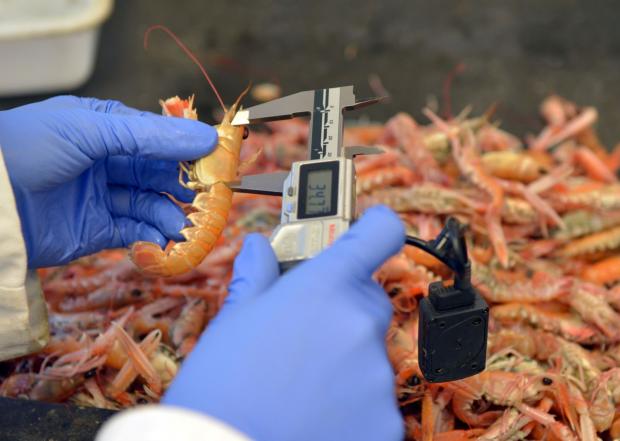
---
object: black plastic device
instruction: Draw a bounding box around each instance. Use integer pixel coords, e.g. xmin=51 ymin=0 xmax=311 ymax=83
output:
xmin=405 ymin=217 xmax=489 ymax=383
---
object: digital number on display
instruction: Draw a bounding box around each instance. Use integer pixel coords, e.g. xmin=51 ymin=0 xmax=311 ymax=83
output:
xmin=298 ymin=161 xmax=339 ymax=219
xmin=305 ymin=169 xmax=332 ymax=215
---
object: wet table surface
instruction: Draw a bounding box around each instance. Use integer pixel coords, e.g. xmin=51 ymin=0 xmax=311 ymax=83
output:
xmin=0 ymin=397 xmax=115 ymax=441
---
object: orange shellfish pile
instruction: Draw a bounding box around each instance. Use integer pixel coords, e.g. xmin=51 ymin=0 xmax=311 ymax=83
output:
xmin=2 ymin=95 xmax=620 ymax=440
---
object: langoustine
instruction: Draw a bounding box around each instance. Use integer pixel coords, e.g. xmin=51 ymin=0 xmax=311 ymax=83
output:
xmin=130 ymin=25 xmax=249 ymax=277
xmin=130 ymin=91 xmax=247 ymax=277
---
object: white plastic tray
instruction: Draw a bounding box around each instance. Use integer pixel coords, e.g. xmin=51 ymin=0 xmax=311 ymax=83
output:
xmin=0 ymin=0 xmax=114 ymax=97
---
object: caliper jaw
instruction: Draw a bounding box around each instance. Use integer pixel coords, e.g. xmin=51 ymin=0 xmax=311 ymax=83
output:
xmin=228 ymin=171 xmax=289 ymax=196
xmin=229 ymin=147 xmax=384 ymax=196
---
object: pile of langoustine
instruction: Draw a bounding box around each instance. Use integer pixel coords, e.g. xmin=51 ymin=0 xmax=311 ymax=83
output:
xmin=365 ymin=96 xmax=620 ymax=441
xmin=1 ymin=92 xmax=620 ymax=441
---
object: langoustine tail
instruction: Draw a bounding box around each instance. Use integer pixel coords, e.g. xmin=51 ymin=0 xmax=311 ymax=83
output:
xmin=130 ymin=183 xmax=233 ymax=277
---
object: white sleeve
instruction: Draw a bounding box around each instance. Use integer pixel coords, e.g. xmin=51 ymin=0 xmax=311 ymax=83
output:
xmin=0 ymin=146 xmax=49 ymax=361
xmin=95 ymin=405 xmax=253 ymax=441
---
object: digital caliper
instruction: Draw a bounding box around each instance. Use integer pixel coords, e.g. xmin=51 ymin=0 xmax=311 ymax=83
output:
xmin=230 ymin=86 xmax=489 ymax=383
xmin=231 ymin=86 xmax=382 ymax=271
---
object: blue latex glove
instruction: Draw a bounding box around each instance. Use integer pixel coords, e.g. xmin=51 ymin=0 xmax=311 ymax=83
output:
xmin=0 ymin=96 xmax=218 ymax=268
xmin=163 ymin=205 xmax=405 ymax=441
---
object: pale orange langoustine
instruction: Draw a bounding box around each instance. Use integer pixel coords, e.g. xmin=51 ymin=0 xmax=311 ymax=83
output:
xmin=423 ymin=108 xmax=509 ymax=268
xmin=573 ymin=146 xmax=617 ymax=183
xmin=556 ymin=224 xmax=620 ymax=258
xmin=480 ymin=150 xmax=544 ymax=183
xmin=443 ymin=371 xmax=585 ymax=439
xmin=129 ymin=25 xmax=248 ymax=277
xmin=130 ymin=92 xmax=246 ymax=276
xmin=581 ymin=255 xmax=620 ymax=285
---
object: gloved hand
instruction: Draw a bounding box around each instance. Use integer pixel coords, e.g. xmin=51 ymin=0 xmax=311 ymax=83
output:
xmin=0 ymin=96 xmax=217 ymax=268
xmin=163 ymin=205 xmax=405 ymax=441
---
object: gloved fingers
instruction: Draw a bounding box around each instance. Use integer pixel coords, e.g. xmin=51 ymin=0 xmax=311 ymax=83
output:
xmin=106 ymin=156 xmax=195 ymax=203
xmin=318 ymin=205 xmax=405 ymax=280
xmin=108 ymin=186 xmax=186 ymax=242
xmin=363 ymin=284 xmax=396 ymax=332
xmin=34 ymin=96 xmax=158 ymax=117
xmin=225 ymin=233 xmax=279 ymax=306
xmin=77 ymin=97 xmax=159 ymax=117
xmin=109 ymin=216 xmax=168 ymax=249
xmin=71 ymin=109 xmax=218 ymax=162
xmin=34 ymin=96 xmax=87 ymax=110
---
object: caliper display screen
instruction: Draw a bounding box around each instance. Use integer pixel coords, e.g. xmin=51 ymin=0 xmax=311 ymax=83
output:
xmin=298 ymin=161 xmax=339 ymax=219
xmin=305 ymin=170 xmax=332 ymax=215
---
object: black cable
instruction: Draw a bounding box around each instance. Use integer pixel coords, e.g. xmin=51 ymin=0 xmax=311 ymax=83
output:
xmin=405 ymin=235 xmax=443 ymax=262
xmin=404 ymin=217 xmax=472 ymax=294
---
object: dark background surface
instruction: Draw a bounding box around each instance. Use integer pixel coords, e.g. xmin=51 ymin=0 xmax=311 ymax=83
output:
xmin=1 ymin=1 xmax=620 ymax=439
xmin=0 ymin=397 xmax=115 ymax=441
xmin=2 ymin=0 xmax=620 ymax=145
